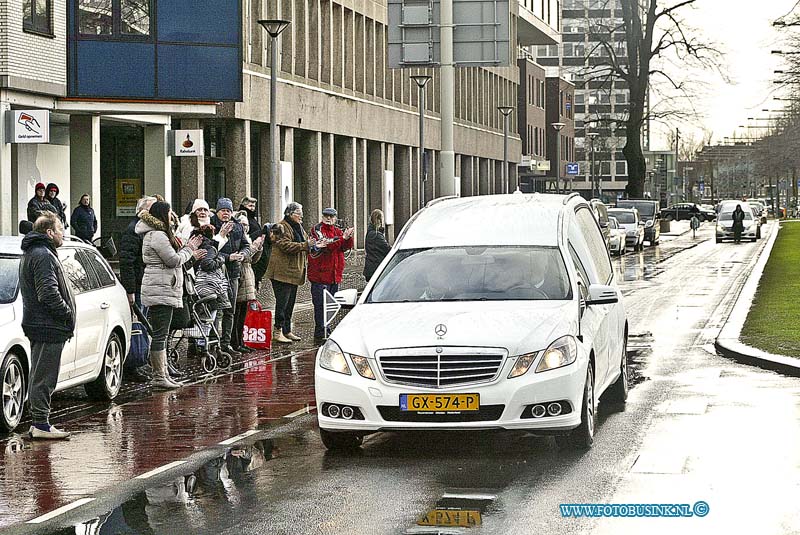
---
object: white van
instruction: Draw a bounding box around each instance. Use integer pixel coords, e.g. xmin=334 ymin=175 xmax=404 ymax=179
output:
xmin=315 ymin=194 xmax=628 ymax=450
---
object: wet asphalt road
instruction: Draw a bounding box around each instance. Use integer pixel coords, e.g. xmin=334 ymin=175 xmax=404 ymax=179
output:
xmin=7 ymin=222 xmax=800 ymax=535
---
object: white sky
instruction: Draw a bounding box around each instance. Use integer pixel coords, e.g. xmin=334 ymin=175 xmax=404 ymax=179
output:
xmin=650 ymin=0 xmax=792 ymax=148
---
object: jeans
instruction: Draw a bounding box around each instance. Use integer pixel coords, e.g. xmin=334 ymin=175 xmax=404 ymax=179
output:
xmin=221 ymin=278 xmax=239 ymax=347
xmin=311 ymin=282 xmax=339 ymax=338
xmin=147 ymin=305 xmax=174 ymax=352
xmin=272 ymin=279 xmax=298 ymax=335
xmin=29 ymin=341 xmax=66 ymax=425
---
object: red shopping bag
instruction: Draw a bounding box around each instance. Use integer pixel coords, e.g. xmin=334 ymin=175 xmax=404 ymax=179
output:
xmin=242 ymin=300 xmax=272 ymax=350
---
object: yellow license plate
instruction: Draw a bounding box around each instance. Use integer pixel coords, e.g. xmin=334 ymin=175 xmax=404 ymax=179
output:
xmin=400 ymin=393 xmax=480 ymax=412
xmin=417 ymin=509 xmax=482 ymax=527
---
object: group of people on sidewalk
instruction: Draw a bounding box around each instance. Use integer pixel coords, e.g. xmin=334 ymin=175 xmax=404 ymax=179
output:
xmin=26 ymin=182 xmax=98 ymax=242
xmin=18 ymin=190 xmax=392 ymax=439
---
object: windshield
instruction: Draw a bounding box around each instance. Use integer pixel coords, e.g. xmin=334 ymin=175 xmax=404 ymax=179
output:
xmin=0 ymin=256 xmax=20 ymax=304
xmin=367 ymin=246 xmax=573 ymax=303
xmin=617 ymin=201 xmax=655 ymax=218
xmin=719 ymin=210 xmax=753 ymax=222
xmin=609 ymin=211 xmax=635 ymax=224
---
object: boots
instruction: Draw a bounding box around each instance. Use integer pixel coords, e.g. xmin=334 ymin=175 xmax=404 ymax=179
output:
xmin=285 ymin=332 xmax=301 ymax=341
xmin=273 ymin=327 xmax=291 ymax=344
xmin=150 ymin=350 xmax=182 ymax=389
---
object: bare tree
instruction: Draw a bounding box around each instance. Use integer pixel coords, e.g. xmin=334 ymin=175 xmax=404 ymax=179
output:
xmin=581 ymin=0 xmax=723 ymax=198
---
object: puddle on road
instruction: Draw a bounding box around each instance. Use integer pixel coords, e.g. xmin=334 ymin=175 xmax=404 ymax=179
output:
xmin=44 ymin=439 xmax=277 ymax=535
xmin=407 ymin=491 xmax=496 ymax=534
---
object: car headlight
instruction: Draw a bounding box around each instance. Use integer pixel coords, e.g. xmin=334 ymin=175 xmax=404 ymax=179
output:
xmin=626 ymin=229 xmax=636 ymax=236
xmin=351 ymin=355 xmax=376 ymax=380
xmin=535 ymin=335 xmax=578 ymax=373
xmin=645 ymin=220 xmax=654 ymax=228
xmin=508 ymin=352 xmax=538 ymax=379
xmin=318 ymin=340 xmax=351 ymax=375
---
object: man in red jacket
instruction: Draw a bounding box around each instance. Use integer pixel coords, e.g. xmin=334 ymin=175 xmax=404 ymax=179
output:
xmin=308 ymin=207 xmax=354 ymax=342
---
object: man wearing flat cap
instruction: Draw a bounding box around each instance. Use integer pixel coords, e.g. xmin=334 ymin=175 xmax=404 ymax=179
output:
xmin=308 ymin=207 xmax=354 ymax=342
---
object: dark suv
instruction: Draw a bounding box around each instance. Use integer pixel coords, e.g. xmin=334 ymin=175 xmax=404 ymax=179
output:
xmin=615 ymin=199 xmax=660 ymax=245
xmin=661 ymin=203 xmax=716 ymax=222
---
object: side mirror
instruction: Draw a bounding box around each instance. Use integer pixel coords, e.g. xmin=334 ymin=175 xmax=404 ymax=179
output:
xmin=334 ymin=288 xmax=359 ymax=308
xmin=599 ymin=221 xmax=609 ymax=229
xmin=586 ymin=284 xmax=618 ymax=306
xmin=638 ymin=220 xmax=645 ymax=226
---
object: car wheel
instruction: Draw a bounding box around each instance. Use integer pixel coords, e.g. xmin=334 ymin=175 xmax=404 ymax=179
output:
xmin=1 ymin=353 xmax=26 ymax=433
xmin=320 ymin=428 xmax=363 ymax=450
xmin=716 ymin=238 xmax=722 ymax=244
xmin=567 ymin=364 xmax=595 ymax=449
xmin=605 ymin=331 xmax=629 ymax=406
xmin=85 ymin=332 xmax=124 ymax=401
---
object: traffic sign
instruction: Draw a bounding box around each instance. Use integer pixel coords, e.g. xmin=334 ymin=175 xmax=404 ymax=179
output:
xmin=566 ymin=163 xmax=579 ymax=176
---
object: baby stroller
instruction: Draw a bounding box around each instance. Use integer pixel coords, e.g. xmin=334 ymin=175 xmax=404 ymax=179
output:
xmin=167 ymin=268 xmax=232 ymax=373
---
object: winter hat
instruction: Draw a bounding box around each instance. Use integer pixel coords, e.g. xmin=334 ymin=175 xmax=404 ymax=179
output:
xmin=322 ymin=207 xmax=338 ymax=217
xmin=191 ymin=199 xmax=210 ymax=213
xmin=35 ymin=182 xmax=46 ymax=191
xmin=46 ymin=183 xmax=59 ymax=194
xmin=216 ymin=197 xmax=234 ymax=212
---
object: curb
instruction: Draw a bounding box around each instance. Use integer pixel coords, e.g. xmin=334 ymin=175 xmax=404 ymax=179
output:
xmin=715 ymin=221 xmax=800 ymax=376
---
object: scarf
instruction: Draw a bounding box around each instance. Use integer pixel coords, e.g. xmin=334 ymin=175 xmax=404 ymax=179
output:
xmin=285 ymin=217 xmax=305 ymax=243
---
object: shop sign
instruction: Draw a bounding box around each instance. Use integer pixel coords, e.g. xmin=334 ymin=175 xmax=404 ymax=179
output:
xmin=116 ymin=179 xmax=142 ymax=217
xmin=172 ymin=130 xmax=204 ymax=157
xmin=7 ymin=110 xmax=50 ymax=143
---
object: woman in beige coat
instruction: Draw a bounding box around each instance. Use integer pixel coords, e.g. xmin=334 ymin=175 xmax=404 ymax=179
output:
xmin=266 ymin=202 xmax=319 ymax=343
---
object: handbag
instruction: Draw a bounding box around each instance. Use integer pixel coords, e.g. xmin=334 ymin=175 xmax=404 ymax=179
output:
xmin=242 ymin=300 xmax=272 ymax=350
xmin=129 ymin=320 xmax=151 ymax=368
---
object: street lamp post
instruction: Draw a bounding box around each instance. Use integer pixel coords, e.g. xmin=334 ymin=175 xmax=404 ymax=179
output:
xmin=411 ymin=74 xmax=432 ymax=208
xmin=258 ymin=19 xmax=291 ymax=221
xmin=586 ymin=132 xmax=599 ymax=199
xmin=497 ymin=106 xmax=514 ymax=193
xmin=552 ymin=122 xmax=565 ymax=193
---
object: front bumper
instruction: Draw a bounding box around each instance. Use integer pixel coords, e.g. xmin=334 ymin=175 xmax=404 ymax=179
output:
xmin=716 ymin=227 xmax=757 ymax=240
xmin=315 ymin=357 xmax=587 ymax=433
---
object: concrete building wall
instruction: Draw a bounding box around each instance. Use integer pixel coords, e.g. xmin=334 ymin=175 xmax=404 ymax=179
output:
xmin=0 ymin=0 xmax=67 ymax=95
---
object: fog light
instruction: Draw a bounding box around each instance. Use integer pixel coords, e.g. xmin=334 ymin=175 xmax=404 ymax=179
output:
xmin=532 ymin=405 xmax=546 ymax=418
xmin=547 ymin=402 xmax=562 ymax=416
xmin=341 ymin=406 xmax=354 ymax=419
xmin=327 ymin=404 xmax=340 ymax=418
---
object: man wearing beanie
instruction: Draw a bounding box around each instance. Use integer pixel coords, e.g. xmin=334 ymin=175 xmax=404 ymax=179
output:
xmin=27 ymin=183 xmax=58 ymax=223
xmin=212 ymin=198 xmax=251 ymax=358
xmin=46 ymin=183 xmax=69 ymax=229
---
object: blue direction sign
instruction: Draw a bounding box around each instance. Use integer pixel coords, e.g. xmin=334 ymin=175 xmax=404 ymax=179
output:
xmin=566 ymin=163 xmax=580 ymax=175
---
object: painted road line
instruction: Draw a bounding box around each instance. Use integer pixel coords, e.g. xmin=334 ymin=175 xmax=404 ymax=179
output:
xmin=441 ymin=493 xmax=497 ymax=501
xmin=26 ymin=498 xmax=95 ymax=524
xmin=135 ymin=460 xmax=187 ymax=479
xmin=283 ymin=405 xmax=316 ymax=419
xmin=219 ymin=429 xmax=261 ymax=446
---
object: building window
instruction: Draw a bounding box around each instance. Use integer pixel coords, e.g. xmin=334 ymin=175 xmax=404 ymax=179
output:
xmin=615 ymin=160 xmax=627 ymax=176
xmin=23 ymin=0 xmax=52 ymax=35
xmin=79 ymin=0 xmax=151 ymax=37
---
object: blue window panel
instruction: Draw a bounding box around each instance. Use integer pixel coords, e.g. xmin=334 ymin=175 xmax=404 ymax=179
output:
xmin=75 ymin=41 xmax=155 ymax=98
xmin=157 ymin=0 xmax=239 ymax=45
xmin=157 ymin=45 xmax=241 ymax=101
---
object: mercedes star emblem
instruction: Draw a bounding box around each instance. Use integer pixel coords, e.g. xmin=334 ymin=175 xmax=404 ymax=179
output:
xmin=435 ymin=324 xmax=447 ymax=337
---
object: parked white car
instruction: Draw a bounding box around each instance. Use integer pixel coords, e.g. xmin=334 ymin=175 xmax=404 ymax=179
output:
xmin=315 ymin=194 xmax=628 ymax=450
xmin=1 ymin=236 xmax=131 ymax=432
xmin=607 ymin=208 xmax=644 ymax=251
xmin=607 ymin=217 xmax=626 ymax=256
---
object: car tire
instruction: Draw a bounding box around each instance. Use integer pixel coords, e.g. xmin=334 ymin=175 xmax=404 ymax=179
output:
xmin=715 ymin=238 xmax=722 ymax=244
xmin=85 ymin=332 xmax=124 ymax=401
xmin=320 ymin=428 xmax=363 ymax=450
xmin=566 ymin=364 xmax=595 ymax=449
xmin=605 ymin=332 xmax=629 ymax=406
xmin=1 ymin=353 xmax=26 ymax=433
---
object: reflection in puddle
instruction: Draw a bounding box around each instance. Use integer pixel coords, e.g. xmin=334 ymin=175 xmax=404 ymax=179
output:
xmin=409 ymin=491 xmax=495 ymax=533
xmin=51 ymin=439 xmax=275 ymax=535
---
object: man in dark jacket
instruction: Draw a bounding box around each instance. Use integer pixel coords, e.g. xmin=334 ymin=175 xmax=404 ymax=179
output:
xmin=308 ymin=207 xmax=354 ymax=341
xmin=364 ymin=209 xmax=391 ymax=281
xmin=20 ymin=213 xmax=75 ymax=439
xmin=46 ymin=183 xmax=68 ymax=229
xmin=212 ymin=198 xmax=251 ymax=357
xmin=70 ymin=194 xmax=98 ymax=242
xmin=26 ymin=182 xmax=58 ymax=223
xmin=119 ymin=195 xmax=157 ymax=382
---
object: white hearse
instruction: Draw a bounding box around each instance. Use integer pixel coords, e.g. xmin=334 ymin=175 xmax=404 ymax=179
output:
xmin=315 ymin=194 xmax=628 ymax=450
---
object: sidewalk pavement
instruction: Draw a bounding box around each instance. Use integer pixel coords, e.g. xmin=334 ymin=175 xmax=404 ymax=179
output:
xmin=715 ymin=221 xmax=800 ymax=376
